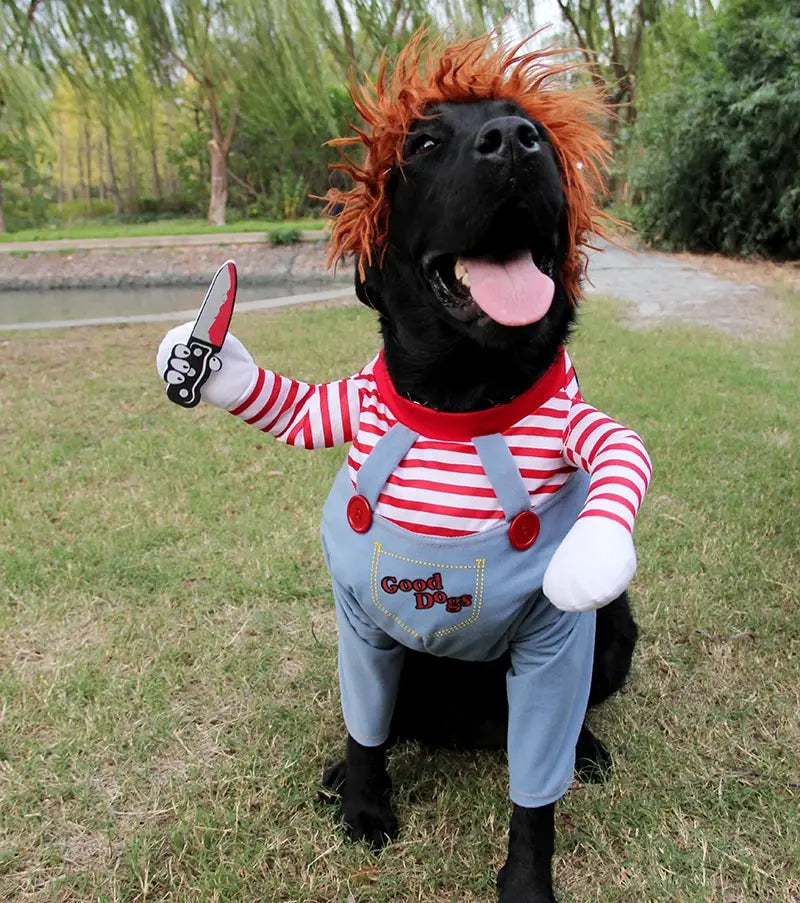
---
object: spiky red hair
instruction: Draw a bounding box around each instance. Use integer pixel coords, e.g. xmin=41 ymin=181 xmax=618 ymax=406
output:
xmin=325 ymin=28 xmax=612 ymax=302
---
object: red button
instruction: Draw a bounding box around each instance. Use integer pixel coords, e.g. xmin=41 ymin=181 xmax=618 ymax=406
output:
xmin=508 ymin=510 xmax=540 ymax=550
xmin=347 ymin=494 xmax=373 ymax=534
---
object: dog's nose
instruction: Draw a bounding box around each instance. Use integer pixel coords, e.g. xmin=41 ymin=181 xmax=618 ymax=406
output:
xmin=474 ymin=117 xmax=540 ymax=162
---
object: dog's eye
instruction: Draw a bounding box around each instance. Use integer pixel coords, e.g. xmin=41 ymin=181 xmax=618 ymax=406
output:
xmin=406 ymin=134 xmax=439 ymax=157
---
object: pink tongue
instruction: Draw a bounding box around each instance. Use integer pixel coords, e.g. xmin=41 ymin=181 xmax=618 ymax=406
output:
xmin=463 ymin=252 xmax=554 ymax=326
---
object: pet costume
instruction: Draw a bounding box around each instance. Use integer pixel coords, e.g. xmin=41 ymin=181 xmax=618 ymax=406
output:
xmin=156 ymin=336 xmax=651 ymax=806
xmin=157 ymin=32 xmax=652 ymax=807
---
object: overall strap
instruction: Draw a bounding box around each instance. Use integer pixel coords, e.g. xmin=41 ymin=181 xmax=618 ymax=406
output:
xmin=355 ymin=422 xmax=419 ymax=506
xmin=473 ymin=433 xmax=532 ymax=521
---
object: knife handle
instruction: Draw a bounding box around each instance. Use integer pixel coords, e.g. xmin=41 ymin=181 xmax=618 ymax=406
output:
xmin=165 ymin=339 xmax=217 ymax=408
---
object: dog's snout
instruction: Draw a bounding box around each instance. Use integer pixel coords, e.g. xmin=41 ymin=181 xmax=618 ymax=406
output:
xmin=474 ymin=116 xmax=539 ymax=161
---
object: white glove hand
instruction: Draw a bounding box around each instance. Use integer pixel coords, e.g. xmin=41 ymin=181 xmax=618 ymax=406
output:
xmin=156 ymin=322 xmax=258 ymax=410
xmin=543 ymin=517 xmax=637 ymax=612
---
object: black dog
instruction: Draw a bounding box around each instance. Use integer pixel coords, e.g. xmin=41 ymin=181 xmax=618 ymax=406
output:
xmin=319 ymin=99 xmax=638 ymax=902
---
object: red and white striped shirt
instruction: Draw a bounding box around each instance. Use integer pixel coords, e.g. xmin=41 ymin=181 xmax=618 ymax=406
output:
xmin=229 ymin=348 xmax=651 ymax=538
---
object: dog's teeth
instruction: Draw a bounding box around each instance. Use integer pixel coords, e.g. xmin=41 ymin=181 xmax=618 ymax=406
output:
xmin=454 ymin=259 xmax=470 ymax=287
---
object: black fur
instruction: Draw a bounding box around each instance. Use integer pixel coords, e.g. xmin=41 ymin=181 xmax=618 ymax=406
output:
xmin=389 ymin=592 xmax=637 ymax=754
xmin=323 ymin=100 xmax=638 ymax=901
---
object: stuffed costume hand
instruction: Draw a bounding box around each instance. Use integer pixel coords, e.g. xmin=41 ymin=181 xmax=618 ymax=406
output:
xmin=157 ymin=323 xmax=258 ymax=410
xmin=542 ymin=518 xmax=637 ymax=612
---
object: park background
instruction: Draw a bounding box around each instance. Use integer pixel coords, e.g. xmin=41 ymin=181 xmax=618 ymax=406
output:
xmin=1 ymin=0 xmax=798 ymax=260
xmin=1 ymin=2 xmax=799 ymax=902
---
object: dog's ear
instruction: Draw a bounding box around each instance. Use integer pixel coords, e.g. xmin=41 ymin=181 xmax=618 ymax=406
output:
xmin=354 ymin=261 xmax=388 ymax=315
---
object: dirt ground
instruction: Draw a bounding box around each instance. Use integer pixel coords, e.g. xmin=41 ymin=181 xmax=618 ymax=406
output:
xmin=674 ymin=249 xmax=800 ymax=294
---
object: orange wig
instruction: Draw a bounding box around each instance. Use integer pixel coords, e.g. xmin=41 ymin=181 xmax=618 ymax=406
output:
xmin=325 ymin=28 xmax=612 ymax=303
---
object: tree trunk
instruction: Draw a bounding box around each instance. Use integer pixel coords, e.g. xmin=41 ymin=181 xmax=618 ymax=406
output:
xmin=65 ymin=123 xmax=74 ymax=201
xmin=150 ymin=144 xmax=163 ymax=199
xmin=149 ymin=99 xmax=163 ymax=199
xmin=0 ymin=184 xmax=6 ymax=233
xmin=97 ymin=140 xmax=105 ymax=201
xmin=104 ymin=122 xmax=122 ymax=215
xmin=56 ymin=114 xmax=65 ymax=208
xmin=207 ymin=138 xmax=227 ymax=226
xmin=205 ymin=89 xmax=238 ymax=227
xmin=84 ymin=118 xmax=93 ymax=213
xmin=77 ymin=132 xmax=84 ymax=203
xmin=126 ymin=139 xmax=138 ymax=214
xmin=165 ymin=102 xmax=179 ymax=196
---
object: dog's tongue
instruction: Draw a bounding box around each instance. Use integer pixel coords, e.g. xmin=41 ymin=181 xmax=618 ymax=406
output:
xmin=463 ymin=252 xmax=554 ymax=326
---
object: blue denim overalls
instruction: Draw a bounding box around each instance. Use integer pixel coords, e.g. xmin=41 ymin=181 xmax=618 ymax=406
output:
xmin=321 ymin=422 xmax=596 ymax=806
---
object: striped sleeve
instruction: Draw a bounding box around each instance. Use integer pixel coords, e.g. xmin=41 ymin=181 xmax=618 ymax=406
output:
xmin=226 ymin=357 xmax=377 ymax=449
xmin=562 ymin=401 xmax=652 ymax=532
xmin=562 ymin=350 xmax=582 ymax=401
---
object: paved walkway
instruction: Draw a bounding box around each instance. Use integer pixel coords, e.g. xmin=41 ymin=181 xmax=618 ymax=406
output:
xmin=585 ymin=242 xmax=771 ymax=335
xmin=0 ymin=229 xmax=325 ymax=254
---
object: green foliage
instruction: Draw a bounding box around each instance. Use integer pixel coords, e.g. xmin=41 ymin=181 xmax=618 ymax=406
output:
xmin=275 ymin=171 xmax=308 ymax=220
xmin=630 ymin=0 xmax=800 ymax=257
xmin=53 ymin=199 xmax=115 ymax=221
xmin=267 ymin=226 xmax=301 ymax=245
xmin=135 ymin=195 xmax=195 ymax=217
xmin=0 ymin=8 xmax=53 ymax=231
xmin=228 ymin=5 xmax=358 ymax=220
xmin=166 ymin=126 xmax=211 ymax=216
xmin=1 ymin=0 xmax=533 ymax=233
xmin=0 ymin=103 xmax=52 ymax=231
xmin=1 ymin=190 xmax=49 ymax=231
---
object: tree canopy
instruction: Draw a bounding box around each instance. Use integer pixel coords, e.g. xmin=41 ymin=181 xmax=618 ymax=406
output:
xmin=629 ymin=0 xmax=800 ymax=256
xmin=1 ymin=0 xmax=797 ymax=260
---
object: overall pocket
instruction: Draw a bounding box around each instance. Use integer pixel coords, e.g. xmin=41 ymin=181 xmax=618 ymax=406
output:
xmin=369 ymin=540 xmax=486 ymax=643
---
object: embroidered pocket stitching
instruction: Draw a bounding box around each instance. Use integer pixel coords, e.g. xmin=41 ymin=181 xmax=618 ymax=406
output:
xmin=370 ymin=541 xmax=485 ymax=640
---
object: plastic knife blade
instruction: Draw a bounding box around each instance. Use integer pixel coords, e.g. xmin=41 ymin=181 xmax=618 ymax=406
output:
xmin=165 ymin=259 xmax=237 ymax=408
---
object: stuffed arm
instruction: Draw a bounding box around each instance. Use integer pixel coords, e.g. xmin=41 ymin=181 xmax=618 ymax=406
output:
xmin=156 ymin=323 xmax=369 ymax=449
xmin=542 ymin=402 xmax=652 ymax=612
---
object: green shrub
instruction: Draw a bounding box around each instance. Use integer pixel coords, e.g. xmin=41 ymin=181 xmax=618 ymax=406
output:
xmin=50 ymin=199 xmax=115 ymax=223
xmin=2 ymin=186 xmax=52 ymax=231
xmin=137 ymin=195 xmax=198 ymax=218
xmin=267 ymin=227 xmax=301 ymax=246
xmin=630 ymin=0 xmax=800 ymax=257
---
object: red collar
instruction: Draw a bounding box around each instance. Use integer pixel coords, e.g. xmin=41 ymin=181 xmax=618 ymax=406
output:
xmin=372 ymin=348 xmax=567 ymax=441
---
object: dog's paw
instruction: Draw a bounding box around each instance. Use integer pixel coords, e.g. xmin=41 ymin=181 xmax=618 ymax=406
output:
xmin=320 ymin=759 xmax=398 ymax=849
xmin=341 ymin=801 xmax=399 ymax=850
xmin=575 ymin=727 xmax=612 ymax=783
xmin=497 ymin=863 xmax=557 ymax=902
xmin=318 ymin=760 xmax=347 ymax=805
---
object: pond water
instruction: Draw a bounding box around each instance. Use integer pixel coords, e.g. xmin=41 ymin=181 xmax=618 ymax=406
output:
xmin=0 ymin=278 xmax=349 ymax=328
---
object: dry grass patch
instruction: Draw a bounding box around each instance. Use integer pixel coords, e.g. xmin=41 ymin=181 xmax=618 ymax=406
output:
xmin=1 ymin=299 xmax=798 ymax=901
xmin=673 ymin=250 xmax=800 ymax=295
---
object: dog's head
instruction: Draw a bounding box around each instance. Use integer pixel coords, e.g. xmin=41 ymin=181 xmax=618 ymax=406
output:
xmin=325 ymin=31 xmax=610 ymax=410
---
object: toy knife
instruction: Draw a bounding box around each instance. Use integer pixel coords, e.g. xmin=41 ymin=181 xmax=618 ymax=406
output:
xmin=164 ymin=260 xmax=237 ymax=408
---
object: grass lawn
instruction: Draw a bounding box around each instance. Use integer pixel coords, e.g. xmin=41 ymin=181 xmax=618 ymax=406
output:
xmin=1 ymin=296 xmax=798 ymax=902
xmin=0 ymin=218 xmax=326 ymax=244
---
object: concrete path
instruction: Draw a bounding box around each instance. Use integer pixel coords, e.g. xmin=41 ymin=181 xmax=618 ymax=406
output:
xmin=585 ymin=241 xmax=771 ymax=336
xmin=0 ymin=229 xmax=325 ymax=254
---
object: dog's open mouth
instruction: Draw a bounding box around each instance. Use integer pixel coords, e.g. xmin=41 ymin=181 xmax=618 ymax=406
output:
xmin=423 ymin=249 xmax=556 ymax=327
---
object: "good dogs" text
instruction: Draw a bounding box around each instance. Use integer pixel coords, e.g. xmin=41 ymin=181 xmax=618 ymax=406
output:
xmin=380 ymin=572 xmax=472 ymax=613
